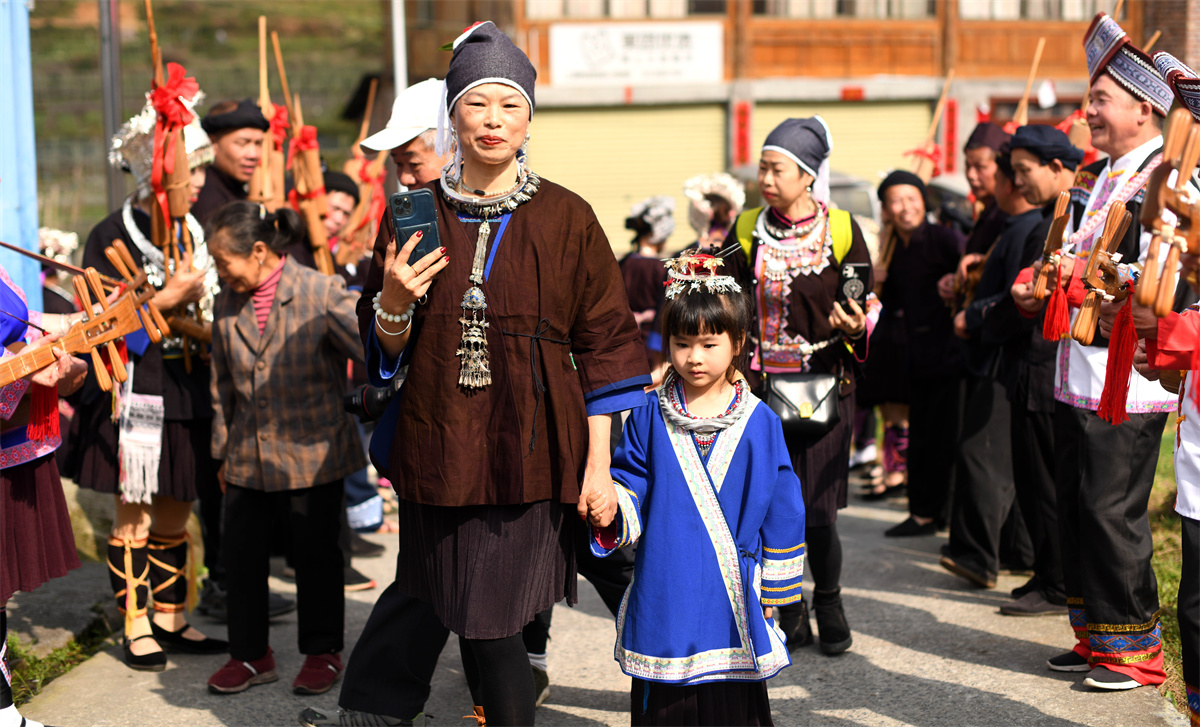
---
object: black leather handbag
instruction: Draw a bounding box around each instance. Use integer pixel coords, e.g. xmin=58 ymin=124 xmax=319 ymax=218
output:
xmin=763 ymin=371 xmax=841 ymax=437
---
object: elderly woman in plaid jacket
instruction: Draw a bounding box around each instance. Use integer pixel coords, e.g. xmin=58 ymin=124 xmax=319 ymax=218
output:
xmin=204 ymin=202 xmax=365 ymax=696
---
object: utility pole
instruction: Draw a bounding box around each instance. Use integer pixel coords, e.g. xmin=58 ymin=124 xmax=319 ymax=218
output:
xmin=100 ymin=0 xmax=125 ymax=212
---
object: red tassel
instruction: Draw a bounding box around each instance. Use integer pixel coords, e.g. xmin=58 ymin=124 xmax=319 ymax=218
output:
xmin=1097 ymin=292 xmax=1137 ymax=426
xmin=26 ymin=383 xmax=60 ymax=441
xmin=1042 ymin=266 xmax=1070 ymax=341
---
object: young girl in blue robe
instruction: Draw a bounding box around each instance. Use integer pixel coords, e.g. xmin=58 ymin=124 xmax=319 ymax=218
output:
xmin=587 ymin=254 xmax=805 ymax=726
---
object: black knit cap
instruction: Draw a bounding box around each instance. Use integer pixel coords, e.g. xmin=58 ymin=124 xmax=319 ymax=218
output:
xmin=877 ymin=170 xmax=927 ymax=203
xmin=445 ymin=21 xmax=537 ymax=117
xmin=1010 ymin=125 xmax=1085 ymax=171
xmin=323 ymin=171 xmax=360 ymax=204
xmin=201 ymin=98 xmax=270 ymax=135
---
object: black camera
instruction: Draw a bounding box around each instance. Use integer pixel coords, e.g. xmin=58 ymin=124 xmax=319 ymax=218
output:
xmin=343 ymin=375 xmax=404 ymax=422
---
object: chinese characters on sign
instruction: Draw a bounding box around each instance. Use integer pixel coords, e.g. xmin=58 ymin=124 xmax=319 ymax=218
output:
xmin=549 ymin=22 xmax=724 ymax=87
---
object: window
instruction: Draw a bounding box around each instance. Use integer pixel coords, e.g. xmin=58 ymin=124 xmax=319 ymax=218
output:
xmin=753 ymin=0 xmax=934 ymax=18
xmin=526 ymin=0 xmax=719 ymax=18
xmin=958 ymin=0 xmax=1124 ymax=21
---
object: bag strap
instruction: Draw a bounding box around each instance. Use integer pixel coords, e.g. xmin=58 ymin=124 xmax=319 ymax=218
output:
xmin=736 ymin=207 xmax=762 ymax=265
xmin=829 ymin=208 xmax=853 ymax=264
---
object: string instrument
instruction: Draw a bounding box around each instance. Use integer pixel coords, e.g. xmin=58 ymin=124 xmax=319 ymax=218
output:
xmin=1070 ymin=203 xmax=1132 ymax=345
xmin=0 ymin=269 xmax=157 ymax=390
xmin=1031 ymin=191 xmax=1072 ymax=300
xmin=103 ymin=239 xmax=172 ymax=343
xmin=1141 ymin=109 xmax=1200 ymax=316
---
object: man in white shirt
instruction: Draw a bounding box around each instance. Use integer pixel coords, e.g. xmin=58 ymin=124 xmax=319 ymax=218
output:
xmin=1011 ymin=12 xmax=1175 ymax=691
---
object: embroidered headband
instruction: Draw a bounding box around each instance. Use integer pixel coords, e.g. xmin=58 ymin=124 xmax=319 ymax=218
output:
xmin=1083 ymin=12 xmax=1172 ymax=116
xmin=664 ymin=253 xmax=742 ymax=300
xmin=1154 ymin=51 xmax=1200 ymax=122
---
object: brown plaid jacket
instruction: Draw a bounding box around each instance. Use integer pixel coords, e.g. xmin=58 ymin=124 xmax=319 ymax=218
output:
xmin=211 ymin=257 xmax=366 ymax=491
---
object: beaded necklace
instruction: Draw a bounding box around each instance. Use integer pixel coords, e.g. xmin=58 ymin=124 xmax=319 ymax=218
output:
xmin=757 ymin=202 xmax=832 ymax=280
xmin=660 ymin=370 xmax=747 ymax=458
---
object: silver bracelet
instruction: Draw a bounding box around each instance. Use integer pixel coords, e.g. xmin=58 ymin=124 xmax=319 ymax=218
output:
xmin=375 ymin=309 xmax=412 ymax=337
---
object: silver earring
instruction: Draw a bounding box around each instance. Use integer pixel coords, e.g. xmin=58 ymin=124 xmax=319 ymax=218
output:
xmin=258 ymin=258 xmax=264 ymax=267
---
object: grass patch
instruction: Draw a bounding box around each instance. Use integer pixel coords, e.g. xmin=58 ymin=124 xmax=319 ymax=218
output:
xmin=1152 ymin=414 xmax=1187 ymax=715
xmin=8 ymin=605 xmax=116 ymax=707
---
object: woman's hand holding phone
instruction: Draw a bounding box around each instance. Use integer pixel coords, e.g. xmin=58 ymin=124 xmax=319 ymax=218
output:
xmin=380 ymin=230 xmax=450 ymax=314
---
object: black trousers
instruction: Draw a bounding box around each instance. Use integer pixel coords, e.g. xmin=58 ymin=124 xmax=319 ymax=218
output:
xmin=1054 ymin=404 xmax=1165 ymax=658
xmin=1181 ymin=516 xmax=1199 ymax=698
xmin=1010 ymin=404 xmax=1065 ymax=603
xmin=223 ymin=481 xmax=345 ymax=661
xmin=907 ymin=374 xmax=965 ymax=522
xmin=196 ymin=472 xmax=224 ymax=586
xmin=947 ymin=375 xmax=1022 ymax=578
xmin=340 ymin=541 xmax=634 ymax=720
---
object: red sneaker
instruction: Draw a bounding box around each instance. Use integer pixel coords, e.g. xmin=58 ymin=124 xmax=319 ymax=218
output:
xmin=293 ymin=652 xmax=343 ymax=695
xmin=207 ymin=648 xmax=278 ymax=694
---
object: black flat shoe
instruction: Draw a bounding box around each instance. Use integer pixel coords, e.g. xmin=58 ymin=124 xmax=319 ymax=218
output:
xmin=150 ymin=620 xmax=229 ymax=654
xmin=862 ymin=483 xmax=905 ymax=501
xmin=776 ymin=600 xmax=813 ymax=651
xmin=884 ymin=516 xmax=937 ymax=537
xmin=123 ymin=634 xmax=167 ymax=672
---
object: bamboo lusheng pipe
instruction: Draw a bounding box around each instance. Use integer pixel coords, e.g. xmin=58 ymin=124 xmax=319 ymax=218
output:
xmin=1032 ymin=191 xmax=1071 ymax=301
xmin=1144 ymin=30 xmax=1162 ymax=52
xmin=344 ymin=78 xmax=379 ymax=180
xmin=248 ymin=16 xmax=277 ymax=209
xmin=271 ymin=31 xmax=294 ymax=118
xmin=1013 ymin=37 xmax=1046 ymax=128
xmin=291 ymin=96 xmax=336 ymax=275
xmin=909 ymin=69 xmax=955 ymax=184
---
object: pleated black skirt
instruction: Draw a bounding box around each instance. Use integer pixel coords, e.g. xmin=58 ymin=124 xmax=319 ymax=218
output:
xmin=783 ymin=392 xmax=855 ymax=527
xmin=393 ymin=498 xmax=578 ymax=639
xmin=64 ymin=394 xmax=211 ymax=503
xmin=631 ymin=678 xmax=773 ymax=726
xmin=1 ymin=455 xmax=81 ymax=602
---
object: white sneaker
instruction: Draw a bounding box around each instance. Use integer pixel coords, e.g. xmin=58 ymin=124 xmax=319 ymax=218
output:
xmin=849 ymin=443 xmax=877 ymax=469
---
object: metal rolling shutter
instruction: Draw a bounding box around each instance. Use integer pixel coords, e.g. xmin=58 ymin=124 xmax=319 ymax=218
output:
xmin=528 ymin=104 xmax=726 ymax=254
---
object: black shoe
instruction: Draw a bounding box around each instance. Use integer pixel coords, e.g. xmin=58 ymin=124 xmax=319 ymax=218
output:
xmin=861 ymin=483 xmax=905 ymax=502
xmin=813 ymin=588 xmax=853 ymax=655
xmin=1046 ymin=650 xmax=1091 ymax=672
xmin=345 ymin=566 xmax=378 ymax=592
xmin=776 ymin=600 xmax=813 ymax=651
xmin=1083 ymin=665 xmax=1142 ymax=690
xmin=1010 ymin=576 xmax=1039 ymax=599
xmin=198 ymin=581 xmax=295 ymax=622
xmin=123 ymin=634 xmax=167 ymax=672
xmin=884 ymin=517 xmax=937 ymax=537
xmin=939 ymin=555 xmax=996 ymax=588
xmin=999 ymin=591 xmax=1067 ymax=617
xmin=269 ymin=590 xmax=298 ymax=618
xmin=150 ymin=619 xmax=229 ymax=654
xmin=298 ymin=706 xmax=420 ymax=726
xmin=350 ymin=532 xmax=386 ymax=558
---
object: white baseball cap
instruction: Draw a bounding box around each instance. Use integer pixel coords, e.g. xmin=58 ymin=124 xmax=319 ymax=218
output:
xmin=361 ymin=78 xmax=444 ymax=152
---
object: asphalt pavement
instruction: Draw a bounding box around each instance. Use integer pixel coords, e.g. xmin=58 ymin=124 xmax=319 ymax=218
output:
xmin=18 ymin=495 xmax=1188 ymax=727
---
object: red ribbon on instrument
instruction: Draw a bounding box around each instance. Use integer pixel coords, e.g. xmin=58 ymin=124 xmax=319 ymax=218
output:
xmin=288 ymin=186 xmax=328 ymax=212
xmin=903 ymin=143 xmax=942 ymax=178
xmin=150 ymin=62 xmax=200 ymax=225
xmin=269 ymin=105 xmax=290 ymax=152
xmin=1097 ymin=285 xmax=1138 ymax=426
xmin=287 ymin=125 xmax=319 ymax=170
xmin=356 ymin=162 xmax=388 ymax=236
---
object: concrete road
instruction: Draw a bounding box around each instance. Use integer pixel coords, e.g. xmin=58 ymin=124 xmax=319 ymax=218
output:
xmin=21 ymin=499 xmax=1187 ymax=727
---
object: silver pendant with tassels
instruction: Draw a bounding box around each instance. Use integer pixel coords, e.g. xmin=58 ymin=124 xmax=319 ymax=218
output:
xmin=457 ymin=218 xmax=493 ymax=389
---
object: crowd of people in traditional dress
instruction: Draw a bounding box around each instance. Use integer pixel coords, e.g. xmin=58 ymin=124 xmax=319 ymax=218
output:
xmin=1 ymin=10 xmax=1198 ymax=727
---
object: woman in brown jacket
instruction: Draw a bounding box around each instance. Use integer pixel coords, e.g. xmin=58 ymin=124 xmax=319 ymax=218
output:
xmin=203 ymin=203 xmax=365 ymax=697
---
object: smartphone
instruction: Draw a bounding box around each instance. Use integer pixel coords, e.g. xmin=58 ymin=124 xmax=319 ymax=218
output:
xmin=390 ymin=189 xmax=442 ymax=267
xmin=835 ymin=263 xmax=870 ymax=310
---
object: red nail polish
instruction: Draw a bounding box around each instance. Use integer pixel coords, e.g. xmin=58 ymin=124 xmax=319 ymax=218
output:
xmin=444 ymin=256 xmax=450 ymax=262
xmin=440 ymin=247 xmax=446 ymax=254
xmin=415 ymin=231 xmax=423 ymax=238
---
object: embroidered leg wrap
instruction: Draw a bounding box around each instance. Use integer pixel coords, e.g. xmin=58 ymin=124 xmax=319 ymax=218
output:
xmin=147 ymin=532 xmax=197 ymax=615
xmin=883 ymin=424 xmax=908 ymax=474
xmin=1 ymin=607 xmax=12 ymax=709
xmin=107 ymin=536 xmax=150 ymax=638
